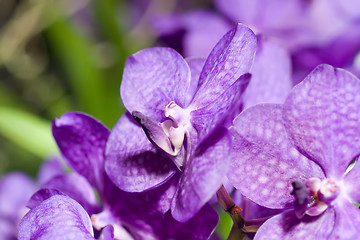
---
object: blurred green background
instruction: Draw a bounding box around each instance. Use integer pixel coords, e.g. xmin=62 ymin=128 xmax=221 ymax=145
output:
xmin=0 ymin=0 xmax=212 ymax=177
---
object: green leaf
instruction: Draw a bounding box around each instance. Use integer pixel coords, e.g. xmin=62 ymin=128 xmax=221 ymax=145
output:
xmin=0 ymin=106 xmax=57 ymax=158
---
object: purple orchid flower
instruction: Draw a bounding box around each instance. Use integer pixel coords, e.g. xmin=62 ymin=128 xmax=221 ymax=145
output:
xmin=105 ymin=23 xmax=257 ymax=222
xmin=18 ymin=112 xmax=219 ymax=239
xmin=228 ymin=64 xmax=360 ymax=239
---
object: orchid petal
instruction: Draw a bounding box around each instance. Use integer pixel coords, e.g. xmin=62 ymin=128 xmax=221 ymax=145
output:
xmin=37 ymin=156 xmax=64 ymax=185
xmin=228 ymin=104 xmax=324 ymax=209
xmin=171 ymin=128 xmax=231 ymax=222
xmin=185 ymin=57 xmax=205 ymax=106
xmin=52 ymin=112 xmax=110 ymax=192
xmin=105 ymin=113 xmax=176 ymax=193
xmin=343 ymin=159 xmax=360 ymax=203
xmin=243 ymin=38 xmax=292 ymax=109
xmin=254 ymin=209 xmax=335 ymax=240
xmin=191 ymin=73 xmax=250 ymax=142
xmin=190 ymin=23 xmax=256 ymax=109
xmin=18 ymin=195 xmax=94 ymax=240
xmin=121 ymin=47 xmax=191 ymax=120
xmin=284 ymin=64 xmax=360 ymax=178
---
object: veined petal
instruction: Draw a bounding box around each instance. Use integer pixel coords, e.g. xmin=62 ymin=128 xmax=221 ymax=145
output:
xmin=254 ymin=209 xmax=335 ymax=240
xmin=228 ymin=104 xmax=324 ymax=209
xmin=18 ymin=195 xmax=94 ymax=240
xmin=52 ymin=112 xmax=110 ymax=192
xmin=191 ymin=73 xmax=250 ymax=143
xmin=184 ymin=57 xmax=205 ymax=106
xmin=105 ymin=113 xmax=176 ymax=193
xmin=171 ymin=128 xmax=231 ymax=222
xmin=121 ymin=47 xmax=191 ymax=121
xmin=284 ymin=64 xmax=360 ymax=178
xmin=190 ymin=23 xmax=256 ymax=109
xmin=243 ymin=37 xmax=292 ymax=109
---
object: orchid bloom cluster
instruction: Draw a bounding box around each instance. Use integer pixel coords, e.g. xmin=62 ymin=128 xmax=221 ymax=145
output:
xmin=1 ymin=10 xmax=360 ymax=240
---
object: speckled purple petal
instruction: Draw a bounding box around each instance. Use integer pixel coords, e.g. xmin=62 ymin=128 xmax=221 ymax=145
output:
xmin=171 ymin=128 xmax=231 ymax=222
xmin=37 ymin=156 xmax=64 ymax=185
xmin=41 ymin=173 xmax=100 ymax=215
xmin=185 ymin=57 xmax=205 ymax=106
xmin=343 ymin=160 xmax=360 ymax=202
xmin=228 ymin=104 xmax=324 ymax=209
xmin=191 ymin=73 xmax=250 ymax=142
xmin=284 ymin=64 xmax=360 ymax=178
xmin=18 ymin=195 xmax=94 ymax=240
xmin=190 ymin=23 xmax=256 ymax=109
xmin=330 ymin=198 xmax=360 ymax=239
xmin=254 ymin=209 xmax=335 ymax=240
xmin=0 ymin=172 xmax=36 ymax=222
xmin=105 ymin=113 xmax=176 ymax=192
xmin=243 ymin=38 xmax=292 ymax=109
xmin=52 ymin=112 xmax=110 ymax=192
xmin=121 ymin=47 xmax=191 ymax=120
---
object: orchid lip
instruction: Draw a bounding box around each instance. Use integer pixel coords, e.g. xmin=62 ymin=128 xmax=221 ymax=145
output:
xmin=292 ymin=178 xmax=340 ymax=219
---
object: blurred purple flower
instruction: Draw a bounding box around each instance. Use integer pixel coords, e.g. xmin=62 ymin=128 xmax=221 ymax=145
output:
xmin=18 ymin=112 xmax=218 ymax=240
xmin=105 ymin=23 xmax=257 ymax=222
xmin=228 ymin=64 xmax=360 ymax=239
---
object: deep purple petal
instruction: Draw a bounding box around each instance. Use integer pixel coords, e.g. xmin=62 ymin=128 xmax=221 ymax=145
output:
xmin=27 ymin=189 xmax=65 ymax=209
xmin=171 ymin=128 xmax=231 ymax=222
xmin=37 ymin=156 xmax=64 ymax=185
xmin=228 ymin=104 xmax=324 ymax=209
xmin=98 ymin=225 xmax=114 ymax=240
xmin=120 ymin=47 xmax=191 ymax=120
xmin=330 ymin=198 xmax=360 ymax=239
xmin=191 ymin=73 xmax=250 ymax=142
xmin=18 ymin=195 xmax=94 ymax=240
xmin=52 ymin=112 xmax=110 ymax=192
xmin=41 ymin=173 xmax=100 ymax=215
xmin=105 ymin=113 xmax=176 ymax=192
xmin=343 ymin=160 xmax=360 ymax=203
xmin=243 ymin=38 xmax=292 ymax=109
xmin=190 ymin=23 xmax=256 ymax=109
xmin=284 ymin=64 xmax=360 ymax=178
xmin=185 ymin=57 xmax=205 ymax=106
xmin=159 ymin=204 xmax=218 ymax=240
xmin=0 ymin=172 xmax=36 ymax=221
xmin=254 ymin=210 xmax=335 ymax=240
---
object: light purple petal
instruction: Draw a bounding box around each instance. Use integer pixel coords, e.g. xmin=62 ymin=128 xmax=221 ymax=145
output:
xmin=0 ymin=172 xmax=36 ymax=221
xmin=228 ymin=104 xmax=324 ymax=209
xmin=120 ymin=47 xmax=191 ymax=120
xmin=37 ymin=156 xmax=64 ymax=185
xmin=191 ymin=73 xmax=250 ymax=142
xmin=185 ymin=57 xmax=205 ymax=106
xmin=343 ymin=159 xmax=360 ymax=203
xmin=18 ymin=195 xmax=94 ymax=240
xmin=284 ymin=64 xmax=360 ymax=178
xmin=180 ymin=10 xmax=232 ymax=57
xmin=171 ymin=128 xmax=231 ymax=222
xmin=52 ymin=112 xmax=110 ymax=192
xmin=190 ymin=23 xmax=256 ymax=109
xmin=105 ymin=113 xmax=176 ymax=192
xmin=243 ymin=37 xmax=292 ymax=109
xmin=41 ymin=173 xmax=100 ymax=215
xmin=330 ymin=198 xmax=360 ymax=239
xmin=0 ymin=216 xmax=15 ymax=240
xmin=254 ymin=209 xmax=335 ymax=240
xmin=331 ymin=0 xmax=360 ymax=21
